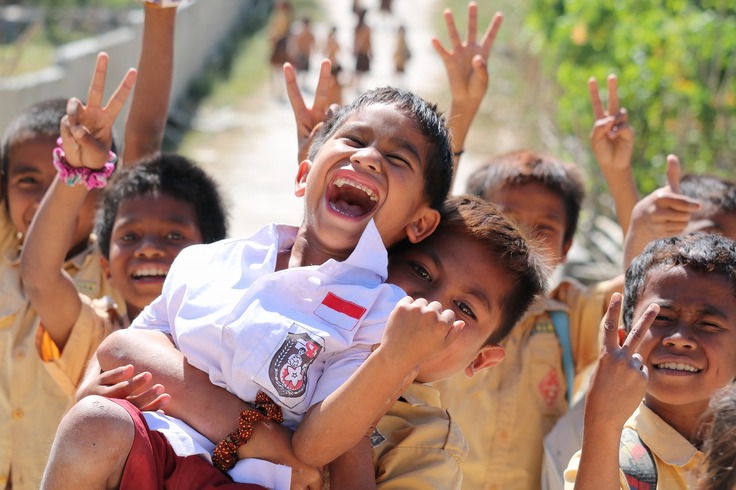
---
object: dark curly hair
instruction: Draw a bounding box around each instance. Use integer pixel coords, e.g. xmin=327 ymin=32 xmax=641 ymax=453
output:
xmin=95 ymin=153 xmax=228 ymax=258
xmin=307 ymin=86 xmax=453 ymax=212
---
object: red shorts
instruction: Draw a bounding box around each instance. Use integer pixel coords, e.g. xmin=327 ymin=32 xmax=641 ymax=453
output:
xmin=111 ymin=399 xmax=266 ymax=490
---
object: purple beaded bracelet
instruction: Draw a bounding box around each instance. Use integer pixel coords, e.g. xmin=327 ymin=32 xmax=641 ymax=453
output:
xmin=52 ymin=138 xmax=116 ymax=190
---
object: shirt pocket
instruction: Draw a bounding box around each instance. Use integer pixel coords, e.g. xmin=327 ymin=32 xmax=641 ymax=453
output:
xmin=250 ymin=323 xmax=326 ymax=411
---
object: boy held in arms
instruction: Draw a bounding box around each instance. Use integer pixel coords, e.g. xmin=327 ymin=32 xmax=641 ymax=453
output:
xmin=565 ymin=232 xmax=736 ymax=489
xmin=0 ymin=3 xmax=180 ymax=487
xmin=43 ymin=85 xmax=456 ymax=489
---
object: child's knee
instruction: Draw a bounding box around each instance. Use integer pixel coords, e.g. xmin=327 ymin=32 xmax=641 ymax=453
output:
xmin=58 ymin=396 xmax=135 ymax=458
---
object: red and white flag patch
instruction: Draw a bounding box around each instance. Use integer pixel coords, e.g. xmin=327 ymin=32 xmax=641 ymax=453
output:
xmin=314 ymin=292 xmax=366 ymax=330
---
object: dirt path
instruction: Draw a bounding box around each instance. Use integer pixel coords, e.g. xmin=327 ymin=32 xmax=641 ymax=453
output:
xmin=181 ymin=0 xmax=455 ymax=238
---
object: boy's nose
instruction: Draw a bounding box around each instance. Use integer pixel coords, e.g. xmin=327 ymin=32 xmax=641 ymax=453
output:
xmin=350 ymin=148 xmax=382 ymax=173
xmin=135 ymin=237 xmax=166 ymax=258
xmin=663 ymin=323 xmax=696 ymax=349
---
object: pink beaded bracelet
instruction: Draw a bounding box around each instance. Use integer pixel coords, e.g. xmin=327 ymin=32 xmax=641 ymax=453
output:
xmin=52 ymin=138 xmax=116 ymax=190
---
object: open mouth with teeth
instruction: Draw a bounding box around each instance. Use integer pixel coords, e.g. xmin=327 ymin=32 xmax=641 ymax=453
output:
xmin=326 ymin=176 xmax=379 ymax=218
xmin=653 ymin=362 xmax=701 ymax=373
xmin=131 ymin=266 xmax=169 ymax=281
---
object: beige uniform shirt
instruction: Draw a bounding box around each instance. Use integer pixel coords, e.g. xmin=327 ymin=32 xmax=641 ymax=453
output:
xmin=435 ymin=278 xmax=613 ymax=490
xmin=564 ymin=403 xmax=704 ymax=489
xmin=372 ymin=382 xmax=468 ymax=489
xmin=0 ymin=224 xmax=123 ymax=490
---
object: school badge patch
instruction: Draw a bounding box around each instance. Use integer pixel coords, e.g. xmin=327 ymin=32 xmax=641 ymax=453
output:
xmin=538 ymin=367 xmax=561 ymax=409
xmin=269 ymin=330 xmax=324 ymax=398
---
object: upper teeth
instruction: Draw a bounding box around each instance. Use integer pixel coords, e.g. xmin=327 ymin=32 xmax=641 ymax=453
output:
xmin=133 ymin=267 xmax=168 ymax=278
xmin=656 ymin=362 xmax=699 ymax=372
xmin=334 ymin=178 xmax=378 ymax=202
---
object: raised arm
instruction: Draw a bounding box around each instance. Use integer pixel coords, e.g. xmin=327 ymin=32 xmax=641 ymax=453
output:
xmin=20 ymin=53 xmax=136 ymax=350
xmin=284 ymin=59 xmax=333 ymax=164
xmin=122 ymin=2 xmax=178 ymax=165
xmin=588 ymin=75 xmax=638 ymax=234
xmin=292 ymin=297 xmax=464 ymax=467
xmin=94 ymin=328 xmax=323 ymax=489
xmin=571 ymin=294 xmax=658 ymax=489
xmin=432 ymin=2 xmax=502 ymax=173
xmin=622 ymin=155 xmax=700 ymax=268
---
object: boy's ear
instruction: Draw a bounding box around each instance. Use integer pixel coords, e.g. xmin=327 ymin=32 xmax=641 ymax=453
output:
xmin=294 ymin=160 xmax=311 ymax=197
xmin=465 ymin=345 xmax=505 ymax=378
xmin=100 ymin=256 xmax=112 ymax=281
xmin=405 ymin=207 xmax=440 ymax=243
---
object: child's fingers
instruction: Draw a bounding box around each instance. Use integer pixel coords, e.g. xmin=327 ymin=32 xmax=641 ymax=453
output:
xmin=588 ymin=77 xmax=605 ymax=120
xmin=445 ymin=319 xmax=465 ymax=345
xmin=466 ymin=2 xmax=478 ymax=46
xmin=97 ymin=364 xmax=136 ymax=385
xmin=480 ymin=12 xmax=503 ymax=58
xmin=311 ymin=59 xmax=332 ymax=116
xmin=430 ymin=37 xmax=452 ymax=61
xmin=602 ymin=292 xmax=623 ymax=352
xmin=607 ymin=74 xmax=619 ymax=115
xmin=443 ymin=8 xmax=462 ymax=49
xmin=622 ymin=303 xmax=659 ymax=351
xmin=103 ymin=68 xmax=137 ymax=120
xmin=87 ymin=52 xmax=109 ymax=108
xmin=666 ymin=154 xmax=682 ymax=194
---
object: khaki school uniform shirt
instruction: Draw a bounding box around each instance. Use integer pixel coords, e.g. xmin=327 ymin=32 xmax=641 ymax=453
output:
xmin=564 ymin=403 xmax=704 ymax=489
xmin=372 ymin=382 xmax=468 ymax=489
xmin=435 ymin=278 xmax=614 ymax=490
xmin=0 ymin=223 xmax=123 ymax=490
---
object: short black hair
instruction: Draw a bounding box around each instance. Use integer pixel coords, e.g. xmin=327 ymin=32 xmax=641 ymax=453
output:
xmin=308 ymin=86 xmax=453 ymax=211
xmin=95 ymin=153 xmax=228 ymax=258
xmin=623 ymin=232 xmax=736 ymax=330
xmin=466 ymin=150 xmax=586 ymax=245
xmin=680 ymin=173 xmax=736 ymax=213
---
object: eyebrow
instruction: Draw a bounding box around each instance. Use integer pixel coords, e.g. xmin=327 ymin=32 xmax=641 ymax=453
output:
xmin=8 ymin=164 xmax=42 ymax=175
xmin=340 ymin=121 xmax=423 ymax=169
xmin=115 ymin=215 xmax=197 ymax=228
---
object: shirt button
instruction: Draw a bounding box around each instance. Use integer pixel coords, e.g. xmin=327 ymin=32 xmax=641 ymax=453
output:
xmin=12 ymin=408 xmax=24 ymax=420
xmin=15 ymin=349 xmax=25 ymax=360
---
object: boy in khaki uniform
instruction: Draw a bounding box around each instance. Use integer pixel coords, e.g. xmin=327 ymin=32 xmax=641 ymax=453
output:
xmin=435 ymin=150 xmax=622 ymax=489
xmin=565 ymin=232 xmax=736 ymax=489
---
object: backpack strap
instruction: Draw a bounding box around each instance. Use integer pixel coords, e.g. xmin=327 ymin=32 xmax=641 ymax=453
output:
xmin=619 ymin=426 xmax=658 ymax=489
xmin=549 ymin=310 xmax=574 ymax=403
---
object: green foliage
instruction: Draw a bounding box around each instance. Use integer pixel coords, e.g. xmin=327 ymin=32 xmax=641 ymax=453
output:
xmin=526 ymin=0 xmax=736 ymax=193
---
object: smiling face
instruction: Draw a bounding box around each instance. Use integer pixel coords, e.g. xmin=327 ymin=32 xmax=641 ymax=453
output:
xmin=486 ymin=182 xmax=571 ymax=265
xmin=633 ymin=265 xmax=736 ymax=415
xmin=5 ymin=134 xmax=98 ymax=252
xmin=102 ymin=192 xmax=203 ymax=316
xmin=295 ymin=103 xmax=439 ymax=257
xmin=388 ymin=231 xmax=508 ymax=383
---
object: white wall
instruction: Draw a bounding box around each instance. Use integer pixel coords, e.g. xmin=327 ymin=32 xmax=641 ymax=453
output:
xmin=0 ymin=0 xmax=264 ymax=138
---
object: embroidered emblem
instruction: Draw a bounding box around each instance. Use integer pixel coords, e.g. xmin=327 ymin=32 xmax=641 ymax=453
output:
xmin=269 ymin=330 xmax=323 ymax=398
xmin=370 ymin=428 xmax=386 ymax=447
xmin=74 ymin=279 xmax=98 ymax=296
xmin=314 ymin=292 xmax=367 ymax=330
xmin=531 ymin=320 xmax=555 ymax=335
xmin=538 ymin=367 xmax=561 ymax=408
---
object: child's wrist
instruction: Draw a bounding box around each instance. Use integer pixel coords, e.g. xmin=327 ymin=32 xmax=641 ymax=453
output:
xmin=53 ymin=138 xmax=116 ymax=190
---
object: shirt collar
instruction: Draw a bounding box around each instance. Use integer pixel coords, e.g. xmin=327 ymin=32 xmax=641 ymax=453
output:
xmin=317 ymin=219 xmax=389 ymax=284
xmin=401 ymin=382 xmax=442 ymax=408
xmin=634 ymin=402 xmax=702 ymax=466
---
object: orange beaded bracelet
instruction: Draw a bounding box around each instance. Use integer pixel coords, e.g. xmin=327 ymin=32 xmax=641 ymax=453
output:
xmin=212 ymin=391 xmax=284 ymax=472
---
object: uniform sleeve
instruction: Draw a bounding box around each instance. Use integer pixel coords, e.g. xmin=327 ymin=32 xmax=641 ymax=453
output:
xmin=41 ymin=294 xmax=119 ymax=394
xmin=563 ymin=448 xmax=628 ymax=490
xmin=562 ymin=278 xmax=621 ymax=393
xmin=309 ymin=343 xmax=371 ymax=406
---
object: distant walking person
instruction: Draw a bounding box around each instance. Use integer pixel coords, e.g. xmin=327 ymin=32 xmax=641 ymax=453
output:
xmin=353 ymin=7 xmax=372 ymax=92
xmin=268 ymin=0 xmax=293 ymax=98
xmin=393 ymin=24 xmax=411 ymax=85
